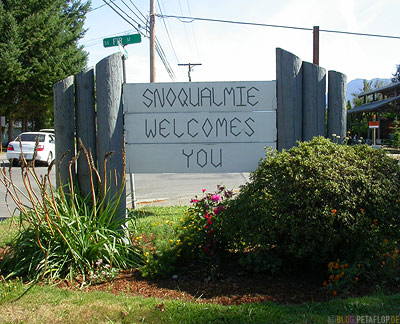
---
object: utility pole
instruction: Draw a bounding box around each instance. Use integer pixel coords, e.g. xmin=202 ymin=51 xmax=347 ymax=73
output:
xmin=150 ymin=0 xmax=155 ymax=82
xmin=313 ymin=26 xmax=319 ymax=66
xmin=178 ymin=63 xmax=202 ymax=82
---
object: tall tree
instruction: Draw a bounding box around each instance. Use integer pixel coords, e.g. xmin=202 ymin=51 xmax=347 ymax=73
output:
xmin=0 ymin=0 xmax=90 ymax=135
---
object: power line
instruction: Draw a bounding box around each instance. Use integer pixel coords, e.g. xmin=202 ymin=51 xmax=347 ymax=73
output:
xmin=177 ymin=0 xmax=194 ymax=58
xmin=185 ymin=0 xmax=200 ymax=60
xmin=89 ymin=1 xmax=114 ymax=12
xmin=155 ymin=38 xmax=176 ymax=80
xmin=156 ymin=14 xmax=400 ymax=40
xmin=101 ymin=0 xmax=140 ymax=33
xmin=157 ymin=0 xmax=180 ymax=63
xmin=120 ymin=0 xmax=148 ymax=30
xmin=127 ymin=0 xmax=147 ymax=21
xmin=101 ymin=0 xmax=176 ymax=80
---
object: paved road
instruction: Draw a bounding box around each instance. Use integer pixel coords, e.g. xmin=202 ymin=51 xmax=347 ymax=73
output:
xmin=0 ymin=153 xmax=249 ymax=218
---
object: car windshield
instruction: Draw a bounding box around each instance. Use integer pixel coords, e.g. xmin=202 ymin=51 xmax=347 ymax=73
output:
xmin=17 ymin=134 xmax=45 ymax=142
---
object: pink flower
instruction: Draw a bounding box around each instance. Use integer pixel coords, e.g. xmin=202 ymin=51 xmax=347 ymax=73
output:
xmin=213 ymin=206 xmax=224 ymax=215
xmin=190 ymin=199 xmax=199 ymax=203
xmin=202 ymin=189 xmax=206 ymax=192
xmin=210 ymin=194 xmax=221 ymax=202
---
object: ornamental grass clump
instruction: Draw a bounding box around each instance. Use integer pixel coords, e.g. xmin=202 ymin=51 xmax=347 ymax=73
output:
xmin=221 ymin=136 xmax=400 ymax=278
xmin=0 ymin=139 xmax=140 ymax=284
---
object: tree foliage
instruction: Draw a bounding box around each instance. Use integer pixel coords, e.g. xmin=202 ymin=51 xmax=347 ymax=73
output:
xmin=0 ymin=0 xmax=90 ymax=129
xmin=392 ymin=64 xmax=400 ymax=83
xmin=350 ymin=79 xmax=386 ymax=108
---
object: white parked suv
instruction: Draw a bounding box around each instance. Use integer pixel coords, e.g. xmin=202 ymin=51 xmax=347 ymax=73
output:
xmin=6 ymin=132 xmax=55 ymax=166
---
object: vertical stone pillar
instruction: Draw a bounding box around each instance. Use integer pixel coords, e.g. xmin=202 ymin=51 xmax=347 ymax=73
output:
xmin=75 ymin=67 xmax=97 ymax=197
xmin=328 ymin=71 xmax=347 ymax=141
xmin=54 ymin=76 xmax=75 ymax=188
xmin=96 ymin=53 xmax=125 ymax=220
xmin=302 ymin=62 xmax=326 ymax=141
xmin=276 ymin=48 xmax=303 ymax=150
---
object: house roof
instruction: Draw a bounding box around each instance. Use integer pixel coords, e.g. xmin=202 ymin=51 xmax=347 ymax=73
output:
xmin=347 ymin=95 xmax=400 ymax=114
xmin=358 ymin=82 xmax=400 ymax=98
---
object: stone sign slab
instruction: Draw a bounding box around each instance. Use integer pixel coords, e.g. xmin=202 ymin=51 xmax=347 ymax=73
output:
xmin=124 ymin=81 xmax=276 ymax=113
xmin=124 ymin=80 xmax=277 ymax=173
xmin=125 ymin=142 xmax=274 ymax=173
xmin=124 ymin=111 xmax=276 ymax=144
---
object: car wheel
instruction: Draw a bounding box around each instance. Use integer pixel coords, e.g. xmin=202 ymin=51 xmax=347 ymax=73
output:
xmin=46 ymin=152 xmax=53 ymax=166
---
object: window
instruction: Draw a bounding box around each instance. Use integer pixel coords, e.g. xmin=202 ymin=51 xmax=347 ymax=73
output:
xmin=18 ymin=134 xmax=45 ymax=142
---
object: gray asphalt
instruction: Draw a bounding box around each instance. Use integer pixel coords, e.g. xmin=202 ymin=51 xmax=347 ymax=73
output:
xmin=0 ymin=152 xmax=249 ymax=219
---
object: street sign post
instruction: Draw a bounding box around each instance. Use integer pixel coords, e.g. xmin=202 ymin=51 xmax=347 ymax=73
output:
xmin=369 ymin=121 xmax=379 ymax=145
xmin=368 ymin=121 xmax=379 ymax=128
xmin=103 ymin=34 xmax=141 ymax=48
xmin=118 ymin=41 xmax=128 ymax=59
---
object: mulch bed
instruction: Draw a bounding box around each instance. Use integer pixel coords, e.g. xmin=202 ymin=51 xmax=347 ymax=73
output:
xmin=83 ymin=269 xmax=330 ymax=305
xmin=61 ymin=263 xmax=400 ymax=305
xmin=2 ymin=246 xmax=399 ymax=305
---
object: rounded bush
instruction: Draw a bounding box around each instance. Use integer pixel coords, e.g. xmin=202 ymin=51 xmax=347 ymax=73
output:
xmin=221 ymin=137 xmax=400 ymax=273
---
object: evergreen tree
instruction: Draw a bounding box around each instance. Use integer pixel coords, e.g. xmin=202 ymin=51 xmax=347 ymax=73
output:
xmin=0 ymin=0 xmax=90 ymax=133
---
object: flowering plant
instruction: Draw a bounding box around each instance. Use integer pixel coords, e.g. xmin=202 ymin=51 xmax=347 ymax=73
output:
xmin=180 ymin=185 xmax=234 ymax=265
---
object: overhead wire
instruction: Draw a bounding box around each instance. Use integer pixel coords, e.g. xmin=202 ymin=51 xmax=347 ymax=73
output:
xmin=185 ymin=0 xmax=200 ymax=60
xmin=100 ymin=0 xmax=176 ymax=80
xmin=157 ymin=0 xmax=180 ymax=63
xmin=89 ymin=1 xmax=115 ymax=12
xmin=101 ymin=0 xmax=140 ymax=33
xmin=156 ymin=14 xmax=400 ymax=40
xmin=120 ymin=0 xmax=148 ymax=31
xmin=177 ymin=0 xmax=194 ymax=59
xmin=115 ymin=0 xmax=176 ymax=80
xmin=127 ymin=0 xmax=147 ymax=21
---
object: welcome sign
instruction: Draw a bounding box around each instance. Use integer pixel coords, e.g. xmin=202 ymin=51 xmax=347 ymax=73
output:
xmin=123 ymin=81 xmax=277 ymax=173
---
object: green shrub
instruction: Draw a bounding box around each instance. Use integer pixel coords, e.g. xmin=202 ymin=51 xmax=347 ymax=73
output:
xmin=220 ymin=137 xmax=400 ymax=276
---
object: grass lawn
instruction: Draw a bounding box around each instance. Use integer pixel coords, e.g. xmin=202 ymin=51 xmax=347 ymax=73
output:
xmin=0 ymin=217 xmax=19 ymax=247
xmin=1 ymin=207 xmax=400 ymax=324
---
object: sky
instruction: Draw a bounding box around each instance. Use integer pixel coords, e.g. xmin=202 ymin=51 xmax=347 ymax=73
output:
xmin=80 ymin=0 xmax=400 ymax=85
